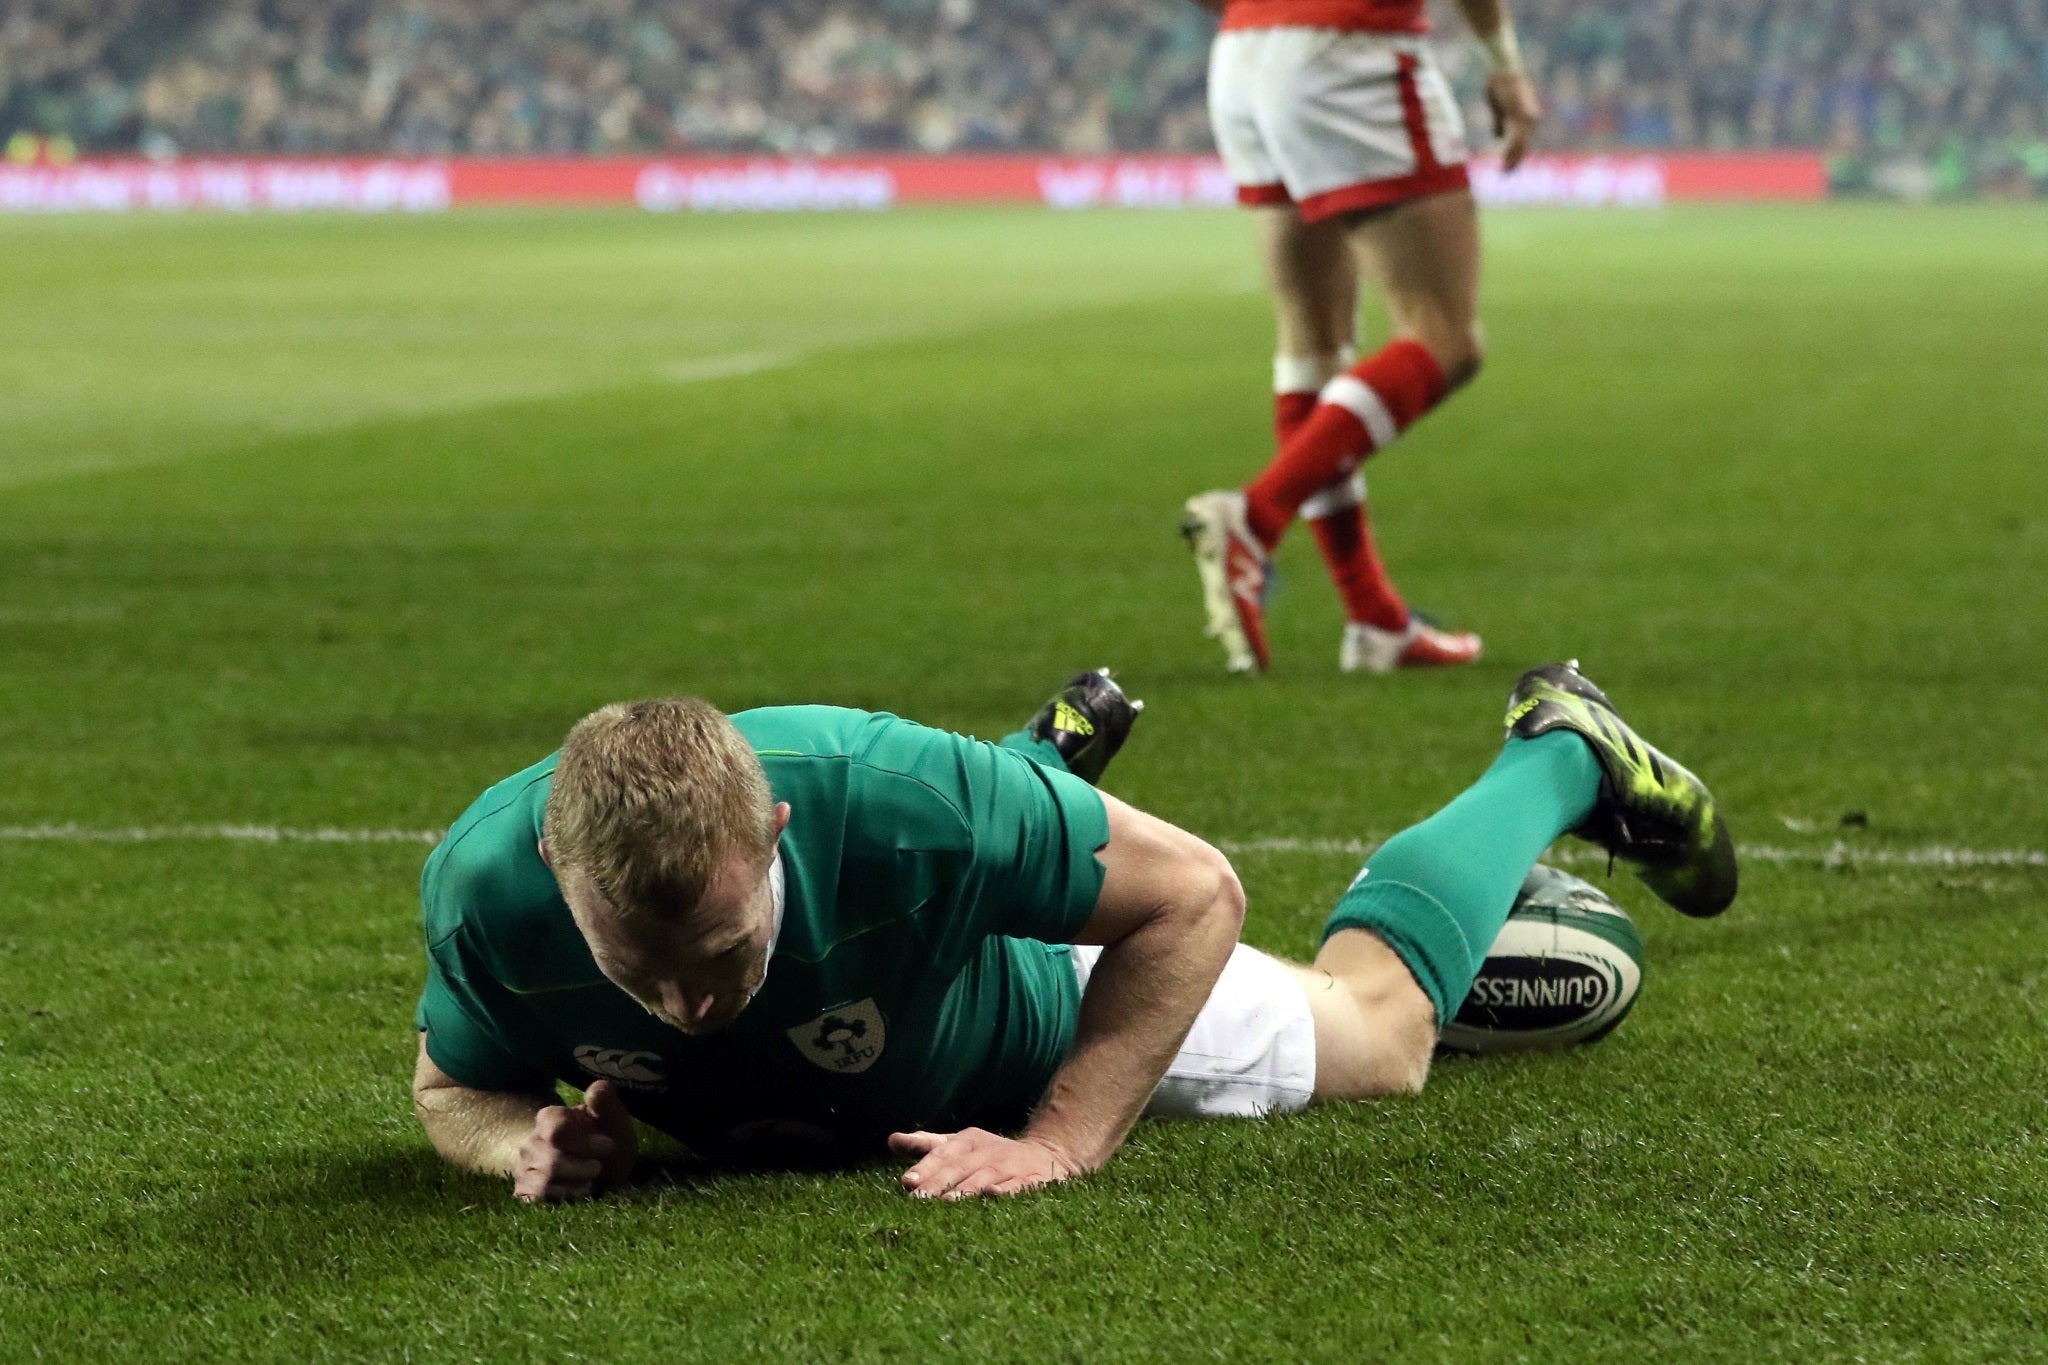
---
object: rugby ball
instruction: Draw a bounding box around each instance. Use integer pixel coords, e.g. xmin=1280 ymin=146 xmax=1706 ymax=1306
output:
xmin=1438 ymin=864 xmax=1644 ymax=1055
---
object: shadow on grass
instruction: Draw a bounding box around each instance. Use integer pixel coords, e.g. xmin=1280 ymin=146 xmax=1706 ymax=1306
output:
xmin=108 ymin=1141 xmax=739 ymax=1303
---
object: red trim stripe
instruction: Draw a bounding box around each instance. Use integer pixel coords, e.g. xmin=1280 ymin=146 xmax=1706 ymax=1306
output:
xmin=1295 ymin=165 xmax=1469 ymax=223
xmin=1237 ymin=182 xmax=1293 ymax=206
xmin=1219 ymin=0 xmax=1428 ymax=34
xmin=1394 ymin=53 xmax=1441 ymax=175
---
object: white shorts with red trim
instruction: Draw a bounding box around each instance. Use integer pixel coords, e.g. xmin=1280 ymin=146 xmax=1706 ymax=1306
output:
xmin=1207 ymin=28 xmax=1470 ymax=223
xmin=1072 ymin=942 xmax=1317 ymax=1119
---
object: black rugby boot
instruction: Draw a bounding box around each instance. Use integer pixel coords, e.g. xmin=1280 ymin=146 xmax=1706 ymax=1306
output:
xmin=1505 ymin=661 xmax=1738 ymax=918
xmin=1026 ymin=668 xmax=1144 ymax=785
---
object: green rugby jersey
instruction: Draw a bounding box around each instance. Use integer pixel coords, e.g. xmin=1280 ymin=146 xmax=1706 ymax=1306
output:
xmin=416 ymin=706 xmax=1110 ymax=1164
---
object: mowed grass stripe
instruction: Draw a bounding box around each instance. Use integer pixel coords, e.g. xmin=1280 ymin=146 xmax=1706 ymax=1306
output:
xmin=0 ymin=209 xmax=1267 ymax=492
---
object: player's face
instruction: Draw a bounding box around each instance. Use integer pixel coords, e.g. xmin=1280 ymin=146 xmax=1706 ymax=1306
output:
xmin=560 ymin=849 xmax=779 ymax=1038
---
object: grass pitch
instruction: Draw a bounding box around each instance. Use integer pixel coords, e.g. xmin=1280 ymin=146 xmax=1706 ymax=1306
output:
xmin=1 ymin=205 xmax=2043 ymax=1361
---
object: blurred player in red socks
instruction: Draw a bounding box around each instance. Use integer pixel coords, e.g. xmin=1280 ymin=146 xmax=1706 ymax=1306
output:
xmin=1180 ymin=0 xmax=1542 ymax=675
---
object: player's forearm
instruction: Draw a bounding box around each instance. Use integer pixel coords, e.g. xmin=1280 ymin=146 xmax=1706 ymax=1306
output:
xmin=413 ymin=1081 xmax=552 ymax=1176
xmin=1452 ymin=0 xmax=1524 ymax=70
xmin=1025 ymin=871 xmax=1244 ymax=1170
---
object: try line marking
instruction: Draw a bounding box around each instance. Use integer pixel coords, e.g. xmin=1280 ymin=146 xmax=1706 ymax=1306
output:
xmin=1220 ymin=838 xmax=2046 ymax=870
xmin=663 ymin=350 xmax=802 ymax=384
xmin=0 ymin=824 xmax=442 ymax=845
xmin=0 ymin=824 xmax=2040 ymax=869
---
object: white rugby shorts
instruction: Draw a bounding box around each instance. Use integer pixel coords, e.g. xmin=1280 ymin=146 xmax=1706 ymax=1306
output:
xmin=1071 ymin=942 xmax=1317 ymax=1119
xmin=1207 ymin=28 xmax=1471 ymax=222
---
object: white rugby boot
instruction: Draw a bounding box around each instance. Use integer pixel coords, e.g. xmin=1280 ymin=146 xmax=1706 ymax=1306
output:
xmin=1180 ymin=490 xmax=1273 ymax=674
xmin=1340 ymin=616 xmax=1484 ymax=674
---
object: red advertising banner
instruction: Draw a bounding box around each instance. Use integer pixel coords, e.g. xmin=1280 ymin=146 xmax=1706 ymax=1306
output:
xmin=1467 ymin=152 xmax=1829 ymax=206
xmin=0 ymin=152 xmax=1827 ymax=214
xmin=0 ymin=159 xmax=453 ymax=212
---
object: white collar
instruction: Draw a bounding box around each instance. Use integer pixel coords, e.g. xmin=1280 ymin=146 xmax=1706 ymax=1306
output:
xmin=766 ymin=848 xmax=785 ymax=962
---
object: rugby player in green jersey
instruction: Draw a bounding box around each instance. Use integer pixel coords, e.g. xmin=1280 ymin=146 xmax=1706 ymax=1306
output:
xmin=412 ymin=663 xmax=1734 ymax=1202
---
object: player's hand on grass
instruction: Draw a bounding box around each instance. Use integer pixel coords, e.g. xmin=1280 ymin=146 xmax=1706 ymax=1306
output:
xmin=889 ymin=1127 xmax=1083 ymax=1200
xmin=512 ymin=1078 xmax=638 ymax=1203
xmin=1486 ymin=71 xmax=1542 ymax=171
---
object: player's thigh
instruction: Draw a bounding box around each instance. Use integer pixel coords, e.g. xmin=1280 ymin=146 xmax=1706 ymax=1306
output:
xmin=1294 ymin=928 xmax=1436 ymax=1100
xmin=1342 ymin=189 xmax=1484 ymax=372
xmin=1257 ymin=205 xmax=1358 ymax=358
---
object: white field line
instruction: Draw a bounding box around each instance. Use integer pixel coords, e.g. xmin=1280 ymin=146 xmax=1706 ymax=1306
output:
xmin=1219 ymin=838 xmax=2047 ymax=870
xmin=662 ymin=350 xmax=801 ymax=384
xmin=0 ymin=824 xmax=441 ymax=845
xmin=0 ymin=606 xmax=125 ymax=623
xmin=0 ymin=349 xmax=812 ymax=497
xmin=0 ymin=824 xmax=2040 ymax=870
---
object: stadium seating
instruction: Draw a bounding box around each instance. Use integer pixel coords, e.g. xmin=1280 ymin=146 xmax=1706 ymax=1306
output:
xmin=3 ymin=0 xmax=2044 ymax=194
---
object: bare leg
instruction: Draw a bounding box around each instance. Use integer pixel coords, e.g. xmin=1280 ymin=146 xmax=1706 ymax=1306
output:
xmin=1193 ymin=193 xmax=1487 ymax=668
xmin=1256 ymin=204 xmax=1359 ymax=362
xmin=1278 ymin=723 xmax=1613 ymax=1103
xmin=1253 ymin=204 xmax=1420 ymax=634
xmin=1287 ymin=929 xmax=1438 ymax=1101
xmin=1341 ymin=188 xmax=1486 ymax=388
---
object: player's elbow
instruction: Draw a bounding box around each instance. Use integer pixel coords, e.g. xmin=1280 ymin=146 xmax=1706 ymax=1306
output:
xmin=412 ymin=1090 xmax=460 ymax=1163
xmin=1186 ymin=839 xmax=1247 ymax=941
xmin=412 ymin=1079 xmax=457 ymax=1142
xmin=411 ymin=1067 xmax=484 ymax=1164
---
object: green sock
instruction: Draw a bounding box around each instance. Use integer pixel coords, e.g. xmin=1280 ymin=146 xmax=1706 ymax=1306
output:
xmin=1323 ymin=731 xmax=1604 ymax=1024
xmin=998 ymin=729 xmax=1071 ymax=776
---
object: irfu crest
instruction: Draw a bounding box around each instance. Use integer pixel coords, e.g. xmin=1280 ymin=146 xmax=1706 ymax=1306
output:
xmin=784 ymin=999 xmax=887 ymax=1075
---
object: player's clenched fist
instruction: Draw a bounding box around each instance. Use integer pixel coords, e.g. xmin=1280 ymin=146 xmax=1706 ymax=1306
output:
xmin=513 ymin=1078 xmax=637 ymax=1203
xmin=889 ymin=1127 xmax=1084 ymax=1201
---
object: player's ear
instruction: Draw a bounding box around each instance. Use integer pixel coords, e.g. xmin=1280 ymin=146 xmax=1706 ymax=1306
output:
xmin=771 ymin=802 xmax=792 ymax=837
xmin=537 ymin=838 xmax=554 ymax=868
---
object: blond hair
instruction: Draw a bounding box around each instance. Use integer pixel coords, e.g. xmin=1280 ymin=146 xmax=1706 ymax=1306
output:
xmin=543 ymin=698 xmax=776 ymax=922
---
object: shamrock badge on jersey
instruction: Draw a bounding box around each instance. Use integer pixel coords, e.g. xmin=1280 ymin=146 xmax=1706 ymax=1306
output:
xmin=785 ymin=1000 xmax=887 ymax=1074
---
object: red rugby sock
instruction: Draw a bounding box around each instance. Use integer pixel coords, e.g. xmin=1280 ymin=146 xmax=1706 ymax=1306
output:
xmin=1244 ymin=339 xmax=1448 ymax=548
xmin=1274 ymin=362 xmax=1411 ymax=629
xmin=1274 ymin=389 xmax=1320 ymax=448
xmin=1310 ymin=501 xmax=1409 ymax=631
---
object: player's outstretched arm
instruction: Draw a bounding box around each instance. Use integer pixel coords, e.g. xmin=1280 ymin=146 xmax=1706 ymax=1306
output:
xmin=411 ymin=1035 xmax=637 ymax=1202
xmin=891 ymin=794 xmax=1244 ymax=1199
xmin=1452 ymin=0 xmax=1542 ymax=170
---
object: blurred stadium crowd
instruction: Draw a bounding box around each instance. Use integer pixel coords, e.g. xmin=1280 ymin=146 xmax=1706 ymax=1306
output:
xmin=4 ymin=0 xmax=2045 ymax=195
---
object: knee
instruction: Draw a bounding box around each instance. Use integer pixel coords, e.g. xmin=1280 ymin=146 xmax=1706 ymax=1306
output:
xmin=1459 ymin=324 xmax=1486 ymax=384
xmin=1433 ymin=322 xmax=1485 ymax=391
